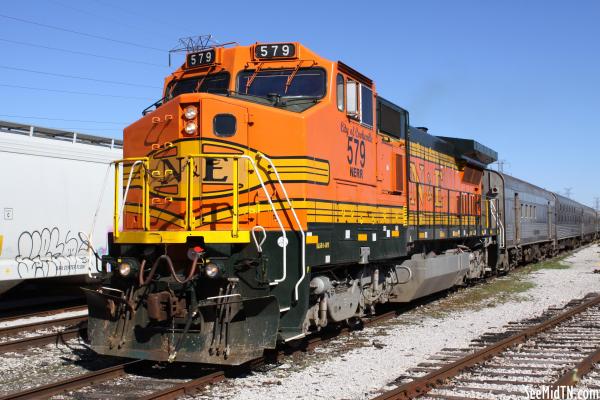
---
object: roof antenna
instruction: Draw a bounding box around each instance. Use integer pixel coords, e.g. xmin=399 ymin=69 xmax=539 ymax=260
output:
xmin=168 ymin=35 xmax=238 ymax=67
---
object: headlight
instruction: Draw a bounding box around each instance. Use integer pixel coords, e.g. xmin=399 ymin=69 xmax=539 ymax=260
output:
xmin=184 ymin=121 xmax=197 ymax=135
xmin=204 ymin=262 xmax=220 ymax=278
xmin=118 ymin=262 xmax=131 ymax=277
xmin=184 ymin=105 xmax=198 ymax=120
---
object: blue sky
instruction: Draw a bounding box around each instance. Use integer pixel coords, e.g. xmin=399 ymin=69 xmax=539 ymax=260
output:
xmin=0 ymin=0 xmax=598 ymax=206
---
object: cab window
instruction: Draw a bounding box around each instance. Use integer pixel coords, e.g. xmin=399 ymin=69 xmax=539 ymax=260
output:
xmin=238 ymin=68 xmax=326 ymax=99
xmin=336 ymin=74 xmax=344 ymax=111
xmin=360 ymin=85 xmax=373 ymax=127
xmin=165 ymin=72 xmax=230 ymax=100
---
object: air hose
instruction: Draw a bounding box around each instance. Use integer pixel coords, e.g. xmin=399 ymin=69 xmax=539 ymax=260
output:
xmin=138 ymin=254 xmax=199 ymax=286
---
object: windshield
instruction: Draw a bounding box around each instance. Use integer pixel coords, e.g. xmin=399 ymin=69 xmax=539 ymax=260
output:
xmin=165 ymin=72 xmax=230 ymax=100
xmin=237 ymin=68 xmax=326 ymax=98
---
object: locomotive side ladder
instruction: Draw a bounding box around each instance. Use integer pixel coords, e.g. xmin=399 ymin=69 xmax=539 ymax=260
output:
xmin=490 ymin=199 xmax=505 ymax=249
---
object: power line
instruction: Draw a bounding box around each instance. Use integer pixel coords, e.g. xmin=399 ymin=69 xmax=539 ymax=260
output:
xmin=0 ymin=13 xmax=165 ymax=53
xmin=0 ymin=64 xmax=160 ymax=89
xmin=89 ymin=0 xmax=165 ymax=26
xmin=0 ymin=37 xmax=166 ymax=68
xmin=0 ymin=114 xmax=127 ymax=125
xmin=0 ymin=83 xmax=153 ymax=100
xmin=48 ymin=0 xmax=149 ymax=31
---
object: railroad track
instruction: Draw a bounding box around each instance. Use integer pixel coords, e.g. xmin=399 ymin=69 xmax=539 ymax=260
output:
xmin=0 ymin=296 xmax=85 ymax=320
xmin=0 ymin=308 xmax=401 ymax=400
xmin=1 ymin=248 xmax=593 ymax=399
xmin=0 ymin=304 xmax=87 ymax=325
xmin=0 ymin=324 xmax=85 ymax=354
xmin=373 ymin=292 xmax=600 ymax=400
xmin=0 ymin=306 xmax=87 ymax=354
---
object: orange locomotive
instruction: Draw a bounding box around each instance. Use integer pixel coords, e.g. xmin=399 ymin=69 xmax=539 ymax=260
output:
xmin=85 ymin=40 xmax=499 ymax=365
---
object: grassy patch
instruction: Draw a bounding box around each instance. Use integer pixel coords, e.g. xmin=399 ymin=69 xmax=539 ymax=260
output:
xmin=415 ymin=275 xmax=535 ymax=319
xmin=414 ymin=254 xmax=575 ymax=319
xmin=471 ymin=277 xmax=535 ymax=302
xmin=523 ymin=259 xmax=571 ymax=272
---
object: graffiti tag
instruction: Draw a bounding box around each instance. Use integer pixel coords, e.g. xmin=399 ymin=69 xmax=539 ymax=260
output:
xmin=15 ymin=227 xmax=93 ymax=278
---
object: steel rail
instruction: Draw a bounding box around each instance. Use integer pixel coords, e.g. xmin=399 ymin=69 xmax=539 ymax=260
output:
xmin=550 ymin=347 xmax=600 ymax=388
xmin=138 ymin=371 xmax=227 ymax=400
xmin=0 ymin=326 xmax=82 ymax=354
xmin=0 ymin=304 xmax=86 ymax=323
xmin=372 ymin=293 xmax=600 ymax=400
xmin=0 ymin=360 xmax=143 ymax=400
xmin=0 ymin=314 xmax=87 ymax=337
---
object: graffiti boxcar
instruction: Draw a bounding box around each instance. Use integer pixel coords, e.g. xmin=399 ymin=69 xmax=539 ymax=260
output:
xmin=0 ymin=121 xmax=121 ymax=295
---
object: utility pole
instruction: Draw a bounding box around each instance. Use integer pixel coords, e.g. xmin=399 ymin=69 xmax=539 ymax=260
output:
xmin=564 ymin=187 xmax=572 ymax=198
xmin=496 ymin=159 xmax=508 ymax=173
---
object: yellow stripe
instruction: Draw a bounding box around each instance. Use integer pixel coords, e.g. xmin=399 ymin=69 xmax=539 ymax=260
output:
xmin=125 ymin=200 xmax=408 ymax=229
xmin=409 ymin=142 xmax=457 ymax=169
xmin=125 ymin=139 xmax=331 ymax=200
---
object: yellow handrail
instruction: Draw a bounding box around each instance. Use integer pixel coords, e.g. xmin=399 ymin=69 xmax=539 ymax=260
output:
xmin=113 ymin=154 xmax=244 ymax=239
xmin=113 ymin=157 xmax=149 ymax=240
xmin=186 ymin=157 xmax=194 ymax=230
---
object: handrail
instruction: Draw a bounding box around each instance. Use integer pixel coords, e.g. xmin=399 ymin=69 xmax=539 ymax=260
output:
xmin=186 ymin=152 xmax=289 ymax=286
xmin=120 ymin=160 xmax=145 ymax=227
xmin=185 ymin=158 xmax=195 ymax=230
xmin=259 ymin=153 xmax=306 ymax=301
xmin=113 ymin=152 xmax=302 ymax=292
xmin=113 ymin=157 xmax=149 ymax=240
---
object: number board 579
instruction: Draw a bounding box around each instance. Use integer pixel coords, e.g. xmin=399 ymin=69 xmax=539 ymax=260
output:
xmin=186 ymin=49 xmax=216 ymax=68
xmin=254 ymin=43 xmax=296 ymax=59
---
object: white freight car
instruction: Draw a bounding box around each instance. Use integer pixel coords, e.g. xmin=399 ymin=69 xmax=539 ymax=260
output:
xmin=0 ymin=121 xmax=122 ymax=295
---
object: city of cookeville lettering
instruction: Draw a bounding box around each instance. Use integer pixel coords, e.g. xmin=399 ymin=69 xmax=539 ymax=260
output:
xmin=341 ymin=122 xmax=371 ymax=180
